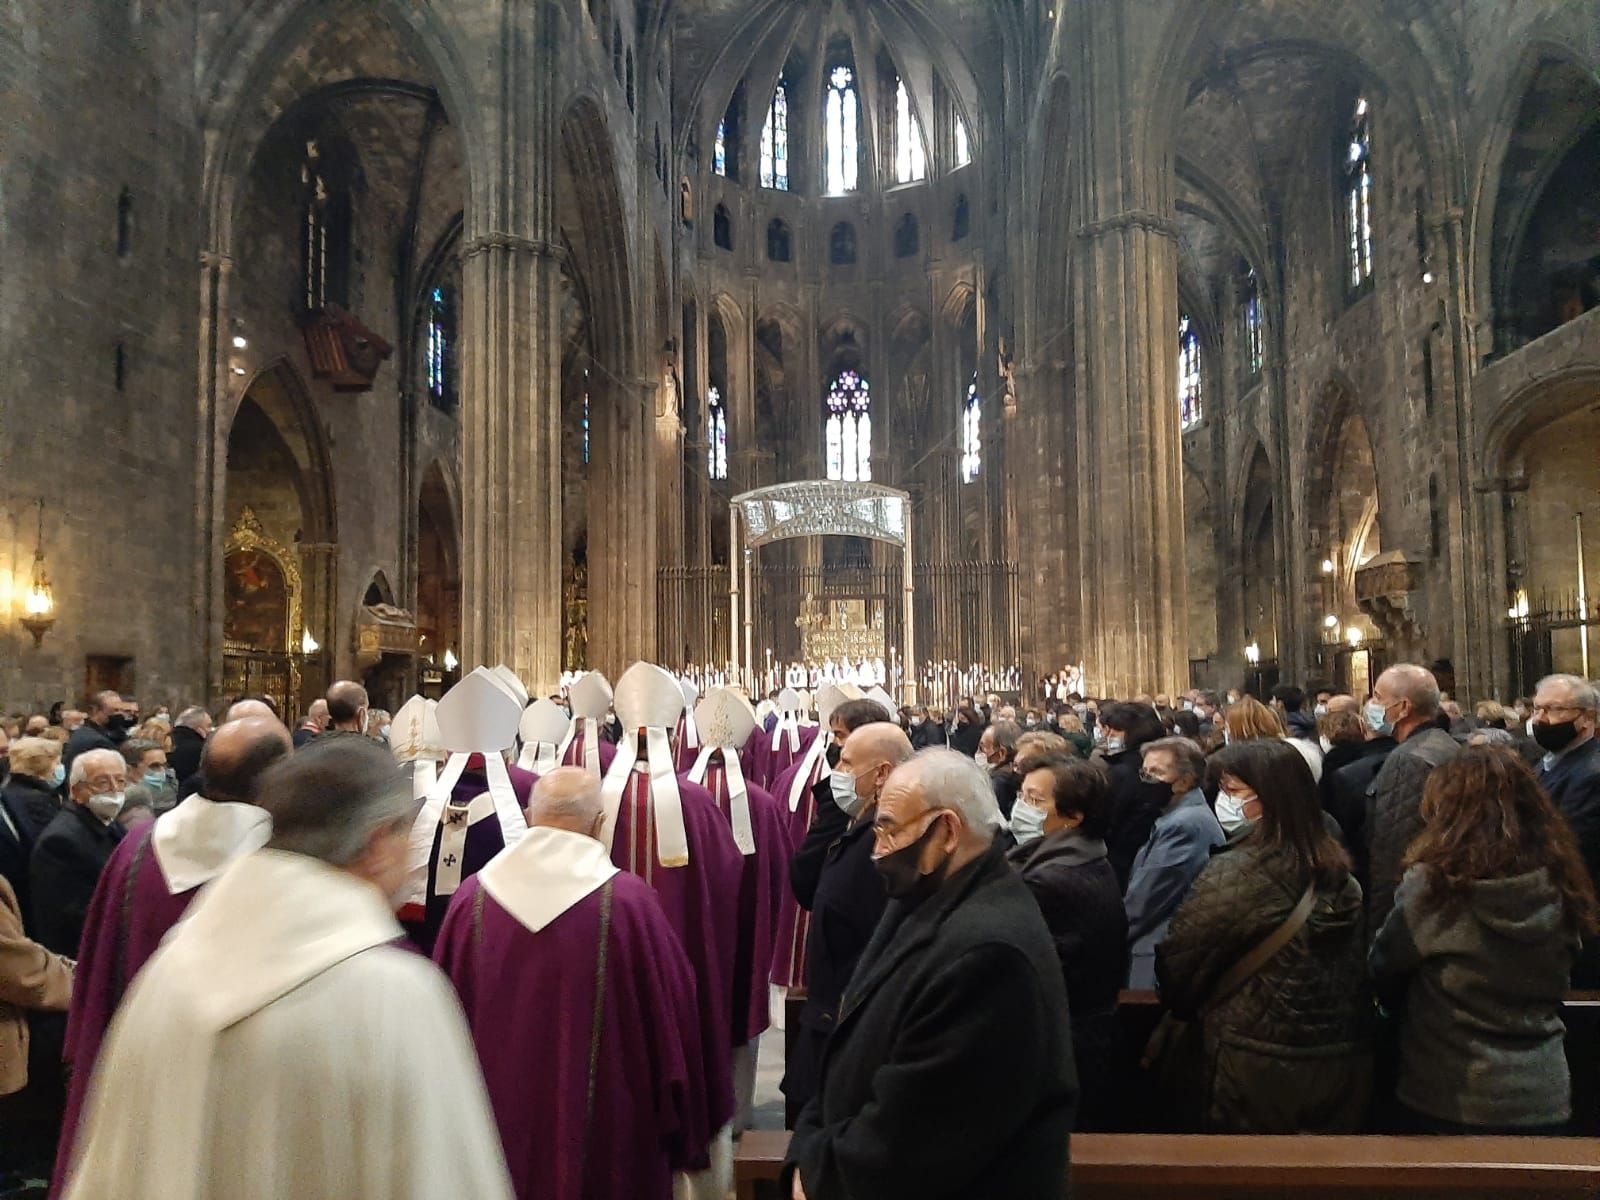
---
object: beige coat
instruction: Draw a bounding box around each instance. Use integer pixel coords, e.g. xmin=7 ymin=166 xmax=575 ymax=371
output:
xmin=0 ymin=875 xmax=73 ymax=1095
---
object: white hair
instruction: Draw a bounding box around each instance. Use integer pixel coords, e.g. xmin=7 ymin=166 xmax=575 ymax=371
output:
xmin=176 ymin=706 xmax=210 ymax=730
xmin=1536 ymin=674 xmax=1600 ymax=713
xmin=69 ymin=748 xmax=124 ymax=789
xmin=899 ymin=747 xmax=1003 ymax=839
xmin=529 ymin=766 xmax=603 ymax=828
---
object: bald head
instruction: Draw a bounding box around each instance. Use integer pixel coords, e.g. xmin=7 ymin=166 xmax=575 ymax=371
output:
xmin=225 ymin=698 xmax=279 ymax=724
xmin=1326 ymin=694 xmax=1360 ymax=716
xmin=327 ymin=681 xmax=369 ymax=732
xmin=1372 ymin=663 xmax=1441 ymax=742
xmin=202 ymin=715 xmax=293 ymax=805
xmin=837 ymin=721 xmax=914 ymax=816
xmin=527 ymin=766 xmax=605 ymax=838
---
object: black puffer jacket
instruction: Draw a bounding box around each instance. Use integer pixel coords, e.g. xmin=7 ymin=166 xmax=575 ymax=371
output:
xmin=1156 ymin=828 xmax=1374 ymax=1133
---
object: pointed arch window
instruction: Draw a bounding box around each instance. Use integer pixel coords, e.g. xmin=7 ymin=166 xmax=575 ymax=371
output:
xmin=707 ymin=387 xmax=728 ymax=480
xmin=760 ymin=82 xmax=789 ymax=191
xmin=1178 ymin=314 xmax=1203 ymax=430
xmin=1242 ymin=268 xmax=1263 ymax=377
xmin=895 ymin=79 xmax=927 ymax=183
xmin=714 ymin=119 xmax=728 ymax=177
xmin=300 ymin=139 xmax=349 ymax=312
xmin=960 ymin=373 xmax=982 ymax=483
xmin=825 ymin=369 xmax=871 ymax=481
xmin=426 ymin=285 xmax=457 ymax=411
xmin=954 ymin=113 xmax=971 ymax=167
xmin=1344 ymin=97 xmax=1374 ymax=290
xmin=581 ymin=369 xmax=592 ymax=466
xmin=825 ymin=65 xmax=859 ymax=195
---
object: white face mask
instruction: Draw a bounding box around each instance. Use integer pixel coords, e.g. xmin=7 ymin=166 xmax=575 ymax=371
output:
xmin=1103 ymin=736 xmax=1124 ymax=754
xmin=829 ymin=769 xmax=867 ymax=819
xmin=1010 ymin=800 xmax=1047 ymax=846
xmin=1314 ymin=704 xmax=1328 ymax=718
xmin=1214 ymin=789 xmax=1250 ymax=834
xmin=88 ymin=791 xmax=126 ymax=823
xmin=974 ymin=750 xmax=989 ymax=766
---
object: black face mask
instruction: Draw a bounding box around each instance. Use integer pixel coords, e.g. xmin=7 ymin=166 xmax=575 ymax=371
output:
xmin=825 ymin=743 xmax=842 ymax=769
xmin=873 ymin=813 xmax=951 ymax=903
xmin=1533 ymin=720 xmax=1581 ymax=754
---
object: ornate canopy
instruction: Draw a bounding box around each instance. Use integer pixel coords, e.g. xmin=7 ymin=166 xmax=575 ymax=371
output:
xmin=731 ymin=480 xmax=910 ymax=548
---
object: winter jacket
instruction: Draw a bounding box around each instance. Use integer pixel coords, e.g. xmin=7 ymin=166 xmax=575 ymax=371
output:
xmin=1123 ymin=789 xmax=1225 ymax=988
xmin=1539 ymin=736 xmax=1600 ymax=986
xmin=1156 ymin=828 xmax=1373 ymax=1133
xmin=1101 ymin=747 xmax=1172 ymax=891
xmin=1366 ymin=727 xmax=1459 ymax=937
xmin=1370 ymin=864 xmax=1578 ymax=1128
xmin=0 ymin=876 xmax=71 ymax=1096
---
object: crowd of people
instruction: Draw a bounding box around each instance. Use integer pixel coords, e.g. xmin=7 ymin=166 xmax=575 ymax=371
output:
xmin=0 ymin=662 xmax=1594 ymax=1198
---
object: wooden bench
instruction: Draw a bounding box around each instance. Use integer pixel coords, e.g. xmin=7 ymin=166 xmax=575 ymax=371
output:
xmin=734 ymin=1130 xmax=1600 ymax=1199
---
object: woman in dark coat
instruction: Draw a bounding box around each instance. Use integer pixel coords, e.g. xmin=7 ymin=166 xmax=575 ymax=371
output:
xmin=1096 ymin=702 xmax=1173 ymax=889
xmin=1156 ymin=739 xmax=1373 ymax=1133
xmin=1007 ymin=754 xmax=1128 ymax=1129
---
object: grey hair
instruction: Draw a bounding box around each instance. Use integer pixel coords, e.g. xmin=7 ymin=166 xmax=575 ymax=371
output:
xmin=69 ymin=748 xmax=125 ymax=789
xmin=176 ymin=706 xmax=210 ymax=730
xmin=1468 ymin=728 xmax=1516 ymax=748
xmin=1536 ymin=674 xmax=1600 ymax=714
xmin=987 ymin=719 xmax=1022 ymax=757
xmin=258 ymin=737 xmax=418 ymax=867
xmin=897 ymin=747 xmax=1003 ymax=839
xmin=1141 ymin=736 xmax=1206 ymax=787
xmin=1381 ymin=663 xmax=1441 ymax=718
xmin=528 ymin=766 xmax=603 ymax=827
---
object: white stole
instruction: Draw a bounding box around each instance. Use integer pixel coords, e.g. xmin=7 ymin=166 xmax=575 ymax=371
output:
xmin=557 ymin=717 xmax=602 ymax=778
xmin=771 ymin=709 xmax=801 ymax=754
xmin=687 ymin=747 xmax=755 ymax=856
xmin=786 ymin=730 xmax=830 ymax=814
xmin=600 ymin=728 xmax=690 ymax=868
xmin=402 ymin=752 xmax=526 ymax=906
xmin=516 ymin=740 xmax=561 ymax=775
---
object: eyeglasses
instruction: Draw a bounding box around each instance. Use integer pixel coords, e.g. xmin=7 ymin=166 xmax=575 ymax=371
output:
xmin=1018 ymin=789 xmax=1053 ymax=809
xmin=872 ymin=809 xmax=942 ymax=852
xmin=1531 ymin=703 xmax=1589 ymax=719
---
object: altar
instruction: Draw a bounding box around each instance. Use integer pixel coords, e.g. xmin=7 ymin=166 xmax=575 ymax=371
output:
xmin=797 ymin=595 xmax=885 ymax=666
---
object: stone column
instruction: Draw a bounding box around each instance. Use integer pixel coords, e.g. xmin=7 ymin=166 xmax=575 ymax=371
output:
xmin=1068 ymin=4 xmax=1188 ymax=698
xmin=1013 ymin=358 xmax=1077 ymax=674
xmin=195 ymin=249 xmax=234 ymax=701
xmin=457 ymin=0 xmax=564 ymax=694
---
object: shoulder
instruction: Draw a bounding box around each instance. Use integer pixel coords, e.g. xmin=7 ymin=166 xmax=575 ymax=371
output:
xmin=942 ymin=866 xmax=1055 ymax=956
xmin=341 ymin=943 xmax=459 ymax=1006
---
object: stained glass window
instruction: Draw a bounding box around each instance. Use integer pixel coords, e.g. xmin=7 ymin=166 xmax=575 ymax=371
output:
xmin=1242 ymin=268 xmax=1263 ymax=377
xmin=825 ymin=369 xmax=871 ymax=481
xmin=426 ymin=285 xmax=456 ymax=409
xmin=1345 ymin=97 xmax=1373 ymax=289
xmin=582 ymin=369 xmax=591 ymax=466
xmin=302 ymin=140 xmax=328 ymax=311
xmin=825 ymin=66 xmax=859 ymax=195
xmin=714 ymin=119 xmax=728 ymax=177
xmin=760 ymin=83 xmax=789 ymax=191
xmin=961 ymin=374 xmax=981 ymax=483
xmin=954 ymin=113 xmax=970 ymax=167
xmin=707 ymin=387 xmax=728 ymax=480
xmin=1178 ymin=314 xmax=1203 ymax=430
xmin=895 ymin=80 xmax=926 ymax=183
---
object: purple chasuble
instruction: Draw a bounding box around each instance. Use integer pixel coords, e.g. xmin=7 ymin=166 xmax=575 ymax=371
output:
xmin=766 ymin=750 xmax=827 ymax=988
xmin=610 ymin=769 xmax=741 ymax=1134
xmin=403 ymin=757 xmax=535 ymax=956
xmin=53 ymin=825 xmax=201 ymax=1198
xmin=561 ymin=730 xmax=617 ymax=774
xmin=435 ymin=874 xmax=707 ymax=1200
xmin=752 ymin=722 xmax=817 ymax=791
xmin=691 ymin=754 xmax=789 ymax=1044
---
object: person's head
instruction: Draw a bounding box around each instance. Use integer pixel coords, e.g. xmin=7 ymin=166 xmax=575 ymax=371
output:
xmin=9 ymin=736 xmax=62 ymax=785
xmin=1054 ymin=709 xmax=1085 ymax=735
xmin=1169 ymin=709 xmax=1202 ymax=740
xmin=1223 ymin=695 xmax=1286 ymax=742
xmin=176 ymin=705 xmax=214 ymax=739
xmin=525 ymin=766 xmax=606 ymax=839
xmin=120 ymin=738 xmax=168 ymax=782
xmin=87 ymin=690 xmax=122 ymax=727
xmin=1016 ymin=755 xmax=1112 ymax=840
xmin=23 ymin=714 xmax=47 ymax=737
xmin=1406 ymin=746 xmax=1598 ymax=935
xmin=1513 ymin=697 xmax=1533 ymax=721
xmin=1530 ymin=674 xmax=1599 ymax=755
xmin=1315 ymin=689 xmax=1334 ymax=709
xmin=1325 ymin=693 xmax=1360 ymax=717
xmin=828 ymin=698 xmax=890 ymax=747
xmin=1473 ymin=700 xmax=1511 ymax=730
xmin=1208 ymin=739 xmax=1350 ymax=886
xmin=201 ymin=715 xmax=294 ymax=805
xmin=1467 ymin=727 xmax=1516 ymax=748
xmin=303 ymin=698 xmax=330 ymax=730
xmin=326 ymin=681 xmax=370 ymax=733
xmin=835 ymin=722 xmax=915 ymax=819
xmin=69 ymin=748 xmax=128 ymax=823
xmin=1318 ymin=708 xmax=1366 ymax=750
xmin=1139 ymin=735 xmax=1207 ymax=799
xmin=872 ymin=748 xmax=1002 ymax=900
xmin=1015 ymin=730 xmax=1071 ymax=769
xmin=61 ymin=709 xmax=86 ymax=731
xmin=976 ymin=719 xmax=1021 ymax=769
xmin=366 ymin=709 xmax=391 ymax=741
xmin=118 ymin=784 xmax=157 ymax=831
xmin=1097 ymin=702 xmax=1166 ymax=754
xmin=1269 ymin=684 xmax=1306 ymax=717
xmin=1194 ymin=690 xmax=1220 ymax=720
xmin=1154 ymin=693 xmax=1170 ymax=710
xmin=224 ymin=698 xmax=279 ymax=724
xmin=134 ymin=720 xmax=173 ymax=750
xmin=1368 ymin=664 xmax=1441 ymax=742
xmin=257 ymin=735 xmax=420 ymax=901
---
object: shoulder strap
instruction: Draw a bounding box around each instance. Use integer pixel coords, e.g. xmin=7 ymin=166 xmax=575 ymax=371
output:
xmin=578 ymin=881 xmax=613 ymax=1194
xmin=1204 ymin=881 xmax=1317 ymax=1012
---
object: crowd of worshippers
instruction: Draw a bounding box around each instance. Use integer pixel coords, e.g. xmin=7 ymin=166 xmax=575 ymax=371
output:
xmin=0 ymin=663 xmax=1595 ymax=1199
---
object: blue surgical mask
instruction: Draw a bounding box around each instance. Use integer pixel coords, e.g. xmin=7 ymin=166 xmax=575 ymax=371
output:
xmin=142 ymin=771 xmax=168 ymax=790
xmin=1363 ymin=700 xmax=1393 ymax=736
xmin=1010 ymin=801 xmax=1047 ymax=846
xmin=50 ymin=763 xmax=66 ymax=788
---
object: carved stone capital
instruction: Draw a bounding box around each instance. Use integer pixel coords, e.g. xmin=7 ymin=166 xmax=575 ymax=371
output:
xmin=460 ymin=233 xmax=564 ymax=262
xmin=1075 ymin=210 xmax=1181 ymax=242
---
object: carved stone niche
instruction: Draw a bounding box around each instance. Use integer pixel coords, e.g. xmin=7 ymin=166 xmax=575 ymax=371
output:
xmin=1355 ymin=550 xmax=1425 ymax=646
xmin=355 ymin=603 xmax=420 ymax=669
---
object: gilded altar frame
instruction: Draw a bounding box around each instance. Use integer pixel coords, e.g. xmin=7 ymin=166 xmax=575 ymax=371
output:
xmin=221 ymin=507 xmax=304 ymax=712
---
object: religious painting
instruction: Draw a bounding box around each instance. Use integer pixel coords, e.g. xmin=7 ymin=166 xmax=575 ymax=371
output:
xmin=224 ymin=548 xmax=289 ymax=652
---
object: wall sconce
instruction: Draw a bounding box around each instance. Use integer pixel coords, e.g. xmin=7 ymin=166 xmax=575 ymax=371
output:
xmin=301 ymin=628 xmax=320 ymax=655
xmin=443 ymin=648 xmax=459 ymax=672
xmin=1320 ymin=558 xmax=1335 ymax=574
xmin=20 ymin=499 xmax=56 ymax=647
xmin=1244 ymin=641 xmax=1261 ymax=666
xmin=1323 ymin=614 xmax=1339 ymax=629
xmin=1347 ymin=626 xmax=1365 ymax=647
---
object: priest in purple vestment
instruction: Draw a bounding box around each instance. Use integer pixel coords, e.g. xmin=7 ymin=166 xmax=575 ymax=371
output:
xmin=52 ymin=715 xmax=290 ymax=1198
xmin=682 ymin=689 xmax=790 ymax=1130
xmin=436 ymin=767 xmax=708 ymax=1200
xmin=559 ymin=672 xmax=618 ymax=779
xmin=601 ymin=663 xmax=743 ymax=1195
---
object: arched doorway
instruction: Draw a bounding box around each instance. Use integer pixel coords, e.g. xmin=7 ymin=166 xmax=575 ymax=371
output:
xmin=1313 ymin=405 xmax=1383 ymax=688
xmin=1239 ymin=444 xmax=1278 ymax=692
xmin=416 ymin=461 xmax=462 ymax=698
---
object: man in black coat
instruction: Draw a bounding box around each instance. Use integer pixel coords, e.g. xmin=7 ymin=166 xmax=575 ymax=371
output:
xmin=784 ymin=749 xmax=1076 ymax=1200
xmin=167 ymin=705 xmax=213 ymax=788
xmin=61 ymin=691 xmax=122 ymax=774
xmin=30 ymin=747 xmax=127 ymax=957
xmin=1531 ymin=673 xmax=1600 ymax=987
xmin=781 ymin=721 xmax=912 ymax=1115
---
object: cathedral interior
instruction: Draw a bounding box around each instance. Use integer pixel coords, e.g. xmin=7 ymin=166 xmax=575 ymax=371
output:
xmin=2 ymin=0 xmax=1599 ymax=713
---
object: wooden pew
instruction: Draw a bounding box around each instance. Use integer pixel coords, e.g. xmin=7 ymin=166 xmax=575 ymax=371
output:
xmin=734 ymin=1130 xmax=1600 ymax=1200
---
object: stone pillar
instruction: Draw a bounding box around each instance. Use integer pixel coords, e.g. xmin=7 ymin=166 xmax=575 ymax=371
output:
xmin=1013 ymin=358 xmax=1077 ymax=674
xmin=195 ymin=249 xmax=234 ymax=701
xmin=457 ymin=0 xmax=564 ymax=694
xmin=1068 ymin=3 xmax=1188 ymax=698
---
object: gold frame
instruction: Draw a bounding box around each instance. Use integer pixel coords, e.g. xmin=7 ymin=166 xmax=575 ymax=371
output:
xmin=222 ymin=506 xmax=304 ymax=706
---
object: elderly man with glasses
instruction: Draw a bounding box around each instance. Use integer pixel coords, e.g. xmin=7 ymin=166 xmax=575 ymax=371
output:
xmin=1531 ymin=673 xmax=1600 ymax=986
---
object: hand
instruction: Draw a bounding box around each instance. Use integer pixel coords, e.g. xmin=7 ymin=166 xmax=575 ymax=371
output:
xmin=791 ymin=1171 xmax=808 ymax=1200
